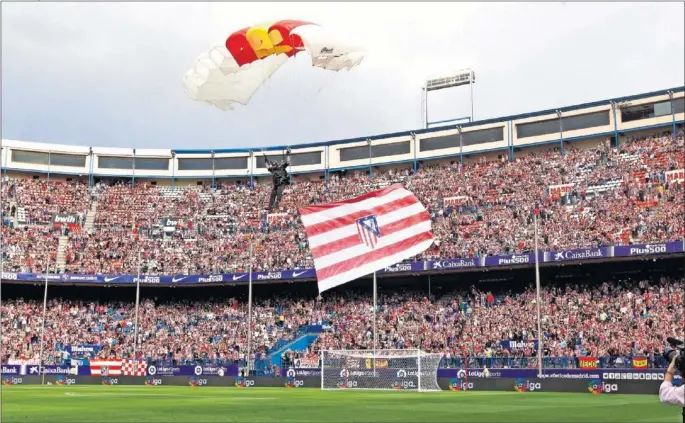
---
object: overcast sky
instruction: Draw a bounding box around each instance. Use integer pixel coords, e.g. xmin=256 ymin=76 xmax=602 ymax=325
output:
xmin=2 ymin=2 xmax=683 ymax=150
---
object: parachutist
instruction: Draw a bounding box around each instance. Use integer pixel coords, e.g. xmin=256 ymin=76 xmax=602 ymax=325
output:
xmin=264 ymin=149 xmax=291 ymax=211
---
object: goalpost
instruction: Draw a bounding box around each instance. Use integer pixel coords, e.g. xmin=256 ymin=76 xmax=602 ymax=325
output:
xmin=321 ymin=349 xmax=442 ymax=392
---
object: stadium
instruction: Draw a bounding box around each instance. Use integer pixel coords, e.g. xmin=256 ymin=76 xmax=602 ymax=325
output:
xmin=2 ymin=3 xmax=685 ymax=423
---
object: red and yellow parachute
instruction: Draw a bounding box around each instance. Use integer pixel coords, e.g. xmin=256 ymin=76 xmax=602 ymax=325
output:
xmin=184 ymin=20 xmax=365 ymax=111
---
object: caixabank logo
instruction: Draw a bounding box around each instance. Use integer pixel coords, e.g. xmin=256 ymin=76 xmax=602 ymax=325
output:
xmin=588 ymin=379 xmax=618 ymax=394
xmin=514 ymin=378 xmax=541 ymax=392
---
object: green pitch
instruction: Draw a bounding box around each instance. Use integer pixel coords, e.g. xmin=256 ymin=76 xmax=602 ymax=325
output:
xmin=1 ymin=386 xmax=680 ymax=422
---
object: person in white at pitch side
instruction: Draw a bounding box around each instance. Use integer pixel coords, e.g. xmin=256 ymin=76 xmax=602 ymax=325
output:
xmin=659 ymin=355 xmax=684 ymax=406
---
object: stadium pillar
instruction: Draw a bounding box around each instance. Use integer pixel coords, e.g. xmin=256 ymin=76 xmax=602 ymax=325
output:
xmin=411 ymin=133 xmax=417 ymax=172
xmin=667 ymin=90 xmax=676 ymax=137
xmin=88 ymin=147 xmax=94 ymax=188
xmin=611 ymin=101 xmax=620 ymax=148
xmin=324 ymin=145 xmax=329 ymax=181
xmin=509 ymin=122 xmax=515 ymax=162
xmin=47 ymin=151 xmax=51 ymax=184
xmin=457 ymin=126 xmax=464 ymax=167
xmin=367 ymin=139 xmax=373 ymax=179
xmin=556 ymin=110 xmax=564 ymax=155
xmin=211 ymin=151 xmax=216 ymax=189
xmin=249 ymin=150 xmax=255 ymax=188
xmin=38 ymin=251 xmax=51 ymax=385
xmin=171 ymin=152 xmax=176 ymax=189
xmin=132 ymin=149 xmax=136 ymax=186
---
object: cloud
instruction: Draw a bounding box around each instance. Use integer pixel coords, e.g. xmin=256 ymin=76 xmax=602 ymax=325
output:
xmin=2 ymin=2 xmax=684 ymax=149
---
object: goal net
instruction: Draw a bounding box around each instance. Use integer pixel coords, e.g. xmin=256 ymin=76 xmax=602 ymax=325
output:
xmin=321 ymin=349 xmax=442 ymax=391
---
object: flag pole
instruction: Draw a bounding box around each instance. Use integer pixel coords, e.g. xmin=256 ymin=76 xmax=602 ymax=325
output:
xmin=247 ymin=242 xmax=253 ymax=376
xmin=39 ymin=250 xmax=51 ymax=386
xmin=373 ymin=270 xmax=377 ymax=374
xmin=534 ymin=210 xmax=543 ymax=376
xmin=133 ymin=247 xmax=141 ymax=359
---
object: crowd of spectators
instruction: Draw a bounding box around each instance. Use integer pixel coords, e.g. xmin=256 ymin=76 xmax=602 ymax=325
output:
xmin=2 ymin=131 xmax=683 ymax=274
xmin=2 ymin=277 xmax=682 ymax=369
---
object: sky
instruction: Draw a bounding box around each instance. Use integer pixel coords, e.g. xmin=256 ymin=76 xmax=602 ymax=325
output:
xmin=2 ymin=2 xmax=684 ymax=151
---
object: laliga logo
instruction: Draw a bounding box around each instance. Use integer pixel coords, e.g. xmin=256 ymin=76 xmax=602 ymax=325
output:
xmin=448 ymin=378 xmax=473 ymax=391
xmin=56 ymin=376 xmax=76 ymax=386
xmin=286 ymin=368 xmax=296 ymax=378
xmin=340 ymin=369 xmax=350 ymax=378
xmin=145 ymin=376 xmax=162 ymax=386
xmin=194 ymin=366 xmax=203 ymax=376
xmin=189 ymin=376 xmax=208 ymax=387
xmin=3 ymin=376 xmax=22 ymax=385
xmin=514 ymin=378 xmax=541 ymax=392
xmin=588 ymin=379 xmax=617 ymax=394
xmin=235 ymin=376 xmax=255 ymax=388
xmin=396 ymin=369 xmax=408 ymax=378
xmin=285 ymin=376 xmax=304 ymax=388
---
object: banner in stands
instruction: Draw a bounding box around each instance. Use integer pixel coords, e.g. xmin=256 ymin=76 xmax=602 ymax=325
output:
xmin=1 ymin=241 xmax=682 ymax=285
xmin=65 ymin=344 xmax=102 ymax=358
xmin=52 ymin=214 xmax=80 ymax=225
xmin=665 ymin=169 xmax=684 ymax=183
xmin=578 ymin=357 xmax=599 ymax=369
xmin=294 ymin=358 xmax=319 ymax=369
xmin=499 ymin=339 xmax=538 ymax=350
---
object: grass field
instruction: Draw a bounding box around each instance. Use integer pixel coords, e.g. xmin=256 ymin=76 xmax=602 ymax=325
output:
xmin=1 ymin=386 xmax=681 ymax=422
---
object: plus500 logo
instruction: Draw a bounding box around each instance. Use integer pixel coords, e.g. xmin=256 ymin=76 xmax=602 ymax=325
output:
xmin=1 ymin=272 xmax=18 ymax=280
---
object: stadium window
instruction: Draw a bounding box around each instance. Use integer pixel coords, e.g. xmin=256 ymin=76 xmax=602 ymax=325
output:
xmin=339 ymin=141 xmax=410 ymax=162
xmin=674 ymin=97 xmax=685 ymax=114
xmin=256 ymin=152 xmax=322 ymax=168
xmin=98 ymin=156 xmax=133 ymax=169
xmin=12 ymin=150 xmax=49 ymax=165
xmin=178 ymin=158 xmax=213 ymax=171
xmin=50 ymin=153 xmax=87 ymax=167
xmin=517 ymin=111 xmax=610 ymax=138
xmin=134 ymin=158 xmax=169 ymax=171
xmin=420 ymin=127 xmax=504 ymax=152
xmin=618 ymin=101 xmax=676 ymax=123
xmin=215 ymin=157 xmax=249 ymax=170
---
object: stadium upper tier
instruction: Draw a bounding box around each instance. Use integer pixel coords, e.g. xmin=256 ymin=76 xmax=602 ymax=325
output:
xmin=1 ymin=87 xmax=683 ymax=180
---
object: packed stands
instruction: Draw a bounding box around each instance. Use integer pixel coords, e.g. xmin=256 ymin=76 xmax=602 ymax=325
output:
xmin=2 ymin=276 xmax=682 ymax=370
xmin=2 ymin=131 xmax=683 ymax=274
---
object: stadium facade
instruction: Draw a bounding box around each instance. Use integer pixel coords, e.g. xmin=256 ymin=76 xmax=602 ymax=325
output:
xmin=1 ymin=87 xmax=683 ymax=185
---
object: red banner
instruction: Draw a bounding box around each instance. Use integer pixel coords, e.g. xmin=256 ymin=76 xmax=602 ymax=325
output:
xmin=632 ymin=357 xmax=648 ymax=369
xmin=578 ymin=356 xmax=598 ymax=369
xmin=665 ymin=169 xmax=685 ymax=183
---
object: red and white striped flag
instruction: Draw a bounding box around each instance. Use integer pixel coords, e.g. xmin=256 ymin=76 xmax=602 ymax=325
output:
xmin=299 ymin=184 xmax=434 ymax=293
xmin=89 ymin=359 xmax=122 ymax=376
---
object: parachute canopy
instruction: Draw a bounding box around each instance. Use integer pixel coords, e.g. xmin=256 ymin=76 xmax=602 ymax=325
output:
xmin=184 ymin=20 xmax=365 ymax=111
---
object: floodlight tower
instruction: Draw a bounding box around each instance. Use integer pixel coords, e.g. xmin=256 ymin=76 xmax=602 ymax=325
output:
xmin=421 ymin=68 xmax=475 ymax=129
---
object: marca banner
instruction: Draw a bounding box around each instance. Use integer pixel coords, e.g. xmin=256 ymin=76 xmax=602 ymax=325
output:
xmin=549 ymin=183 xmax=574 ymax=200
xmin=443 ymin=196 xmax=470 ymax=206
xmin=665 ymin=169 xmax=685 ymax=183
xmin=578 ymin=357 xmax=599 ymax=369
xmin=1 ymin=241 xmax=682 ymax=285
xmin=500 ymin=340 xmax=539 ymax=350
xmin=632 ymin=357 xmax=648 ymax=369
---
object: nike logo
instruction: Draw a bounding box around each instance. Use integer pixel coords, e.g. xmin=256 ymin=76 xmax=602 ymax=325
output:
xmin=103 ymin=277 xmax=119 ymax=282
xmin=292 ymin=270 xmax=308 ymax=278
xmin=172 ymin=276 xmax=187 ymax=283
xmin=232 ymin=274 xmax=246 ymax=281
